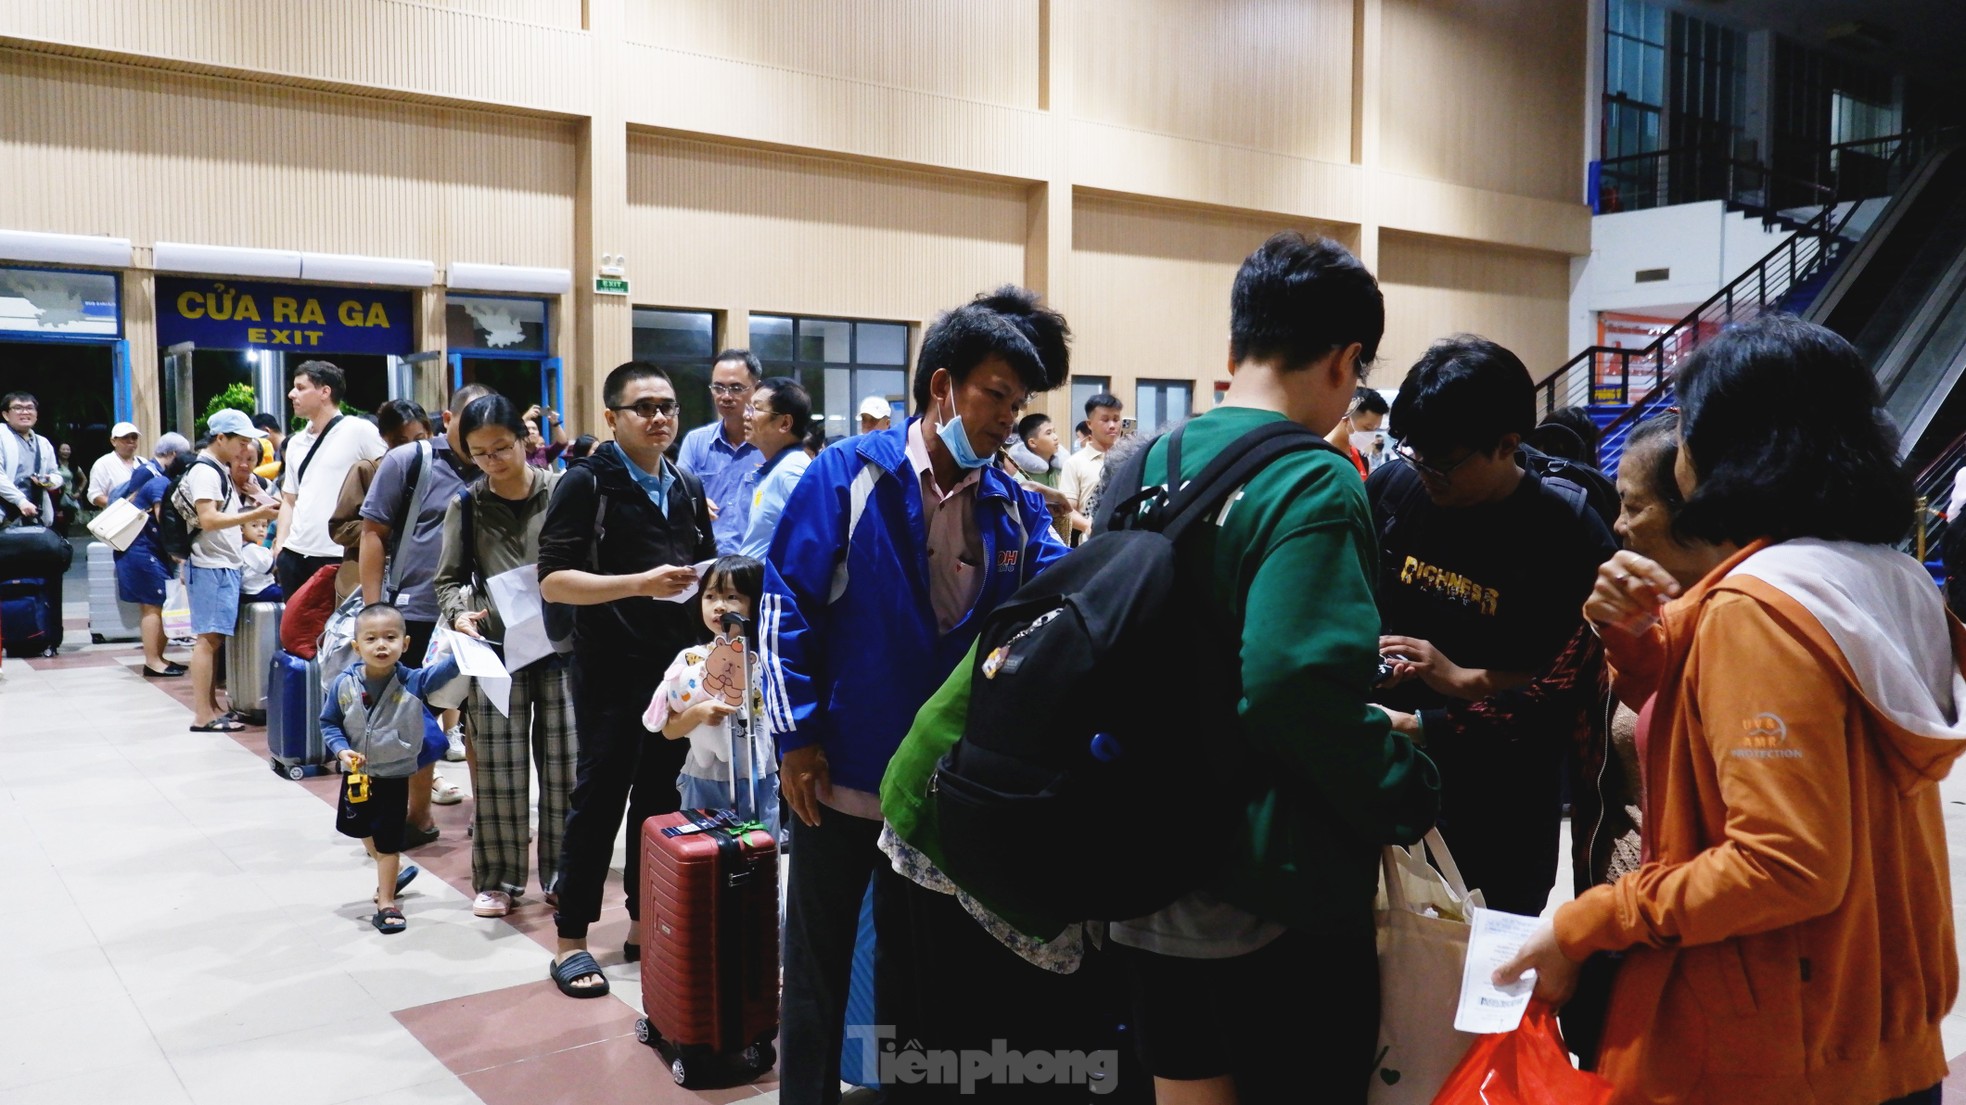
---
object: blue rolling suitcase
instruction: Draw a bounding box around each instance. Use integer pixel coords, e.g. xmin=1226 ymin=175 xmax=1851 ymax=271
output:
xmin=0 ymin=577 xmax=61 ymax=658
xmin=266 ymin=648 xmax=328 ymax=780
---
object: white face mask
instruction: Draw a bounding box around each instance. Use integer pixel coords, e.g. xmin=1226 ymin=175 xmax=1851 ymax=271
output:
xmin=1350 ymin=431 xmax=1379 ymax=457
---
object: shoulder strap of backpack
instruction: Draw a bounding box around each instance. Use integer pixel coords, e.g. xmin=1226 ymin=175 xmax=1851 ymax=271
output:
xmin=382 ymin=441 xmax=432 ymax=600
xmin=1155 ymin=421 xmax=1338 ymax=544
xmin=1090 ymin=436 xmax=1161 ymax=536
xmin=293 ymin=414 xmax=345 ymax=488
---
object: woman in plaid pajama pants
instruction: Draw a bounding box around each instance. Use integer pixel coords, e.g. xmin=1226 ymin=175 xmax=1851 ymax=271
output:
xmin=434 ymin=395 xmax=578 ymax=919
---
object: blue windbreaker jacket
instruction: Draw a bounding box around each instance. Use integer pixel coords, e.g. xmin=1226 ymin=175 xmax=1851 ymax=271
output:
xmin=759 ymin=420 xmax=1070 ymax=795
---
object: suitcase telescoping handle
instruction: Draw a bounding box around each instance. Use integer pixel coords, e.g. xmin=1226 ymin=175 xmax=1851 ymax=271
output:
xmin=719 ymin=610 xmax=760 ymax=821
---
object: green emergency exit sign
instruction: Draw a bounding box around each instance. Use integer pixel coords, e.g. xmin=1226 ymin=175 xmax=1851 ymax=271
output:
xmin=594 ymin=277 xmax=630 ymax=296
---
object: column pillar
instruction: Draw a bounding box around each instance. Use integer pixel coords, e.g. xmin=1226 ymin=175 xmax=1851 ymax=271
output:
xmin=1029 ymin=0 xmax=1076 ymax=423
xmin=573 ymin=0 xmax=633 ymax=435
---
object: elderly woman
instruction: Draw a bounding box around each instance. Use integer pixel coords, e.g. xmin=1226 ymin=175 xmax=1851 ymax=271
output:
xmin=1500 ymin=316 xmax=1959 ymax=1105
xmin=113 ymin=433 xmax=192 ymax=677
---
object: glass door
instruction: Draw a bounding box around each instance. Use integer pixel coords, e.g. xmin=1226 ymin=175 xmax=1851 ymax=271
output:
xmin=390 ymin=351 xmax=445 ymax=416
xmin=161 ymin=341 xmax=196 ymax=439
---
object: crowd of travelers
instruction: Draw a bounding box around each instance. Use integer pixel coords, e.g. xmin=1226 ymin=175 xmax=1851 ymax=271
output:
xmin=4 ymin=227 xmax=1960 ymax=1105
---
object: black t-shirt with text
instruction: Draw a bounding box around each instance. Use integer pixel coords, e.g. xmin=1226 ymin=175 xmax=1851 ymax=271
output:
xmin=1368 ymin=460 xmax=1615 ymax=715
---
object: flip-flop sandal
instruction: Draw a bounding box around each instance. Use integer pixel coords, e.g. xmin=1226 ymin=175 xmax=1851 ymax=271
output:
xmin=374 ymin=866 xmax=420 ymax=905
xmin=372 ymin=907 xmax=407 ymax=934
xmin=188 ymin=720 xmax=244 ymax=733
xmin=549 ymin=950 xmax=610 ymax=998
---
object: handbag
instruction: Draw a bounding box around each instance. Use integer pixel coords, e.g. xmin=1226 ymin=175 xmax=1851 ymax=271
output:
xmin=88 ymin=497 xmax=148 ymax=551
xmin=418 ymin=627 xmax=472 ymax=711
xmin=316 ymin=587 xmax=363 ymax=691
xmin=1370 ymin=830 xmax=1486 ymax=1105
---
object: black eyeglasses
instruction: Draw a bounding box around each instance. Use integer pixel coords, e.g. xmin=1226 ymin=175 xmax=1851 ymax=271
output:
xmin=611 ymin=400 xmax=679 ymax=420
xmin=1393 ymin=442 xmax=1477 ymax=481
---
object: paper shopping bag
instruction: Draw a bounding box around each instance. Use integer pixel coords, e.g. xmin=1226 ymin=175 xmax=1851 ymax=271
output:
xmin=1370 ymin=830 xmax=1486 ymax=1105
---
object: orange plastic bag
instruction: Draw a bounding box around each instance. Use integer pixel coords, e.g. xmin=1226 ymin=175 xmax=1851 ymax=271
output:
xmin=1429 ymin=1001 xmax=1613 ymax=1105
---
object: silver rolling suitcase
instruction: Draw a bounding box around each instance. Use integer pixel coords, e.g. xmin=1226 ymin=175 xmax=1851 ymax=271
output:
xmin=228 ymin=601 xmax=284 ymax=725
xmin=87 ymin=541 xmax=143 ymax=643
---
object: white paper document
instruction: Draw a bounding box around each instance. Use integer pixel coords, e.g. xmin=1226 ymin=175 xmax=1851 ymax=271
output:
xmin=1453 ymin=907 xmax=1541 ymax=1034
xmin=441 ymin=626 xmax=513 ymax=717
xmin=486 ymin=565 xmax=554 ymax=672
xmin=657 ymin=559 xmax=721 ymax=604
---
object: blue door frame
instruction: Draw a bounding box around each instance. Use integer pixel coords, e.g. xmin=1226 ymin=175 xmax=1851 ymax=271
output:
xmin=2 ymin=332 xmax=133 ymax=424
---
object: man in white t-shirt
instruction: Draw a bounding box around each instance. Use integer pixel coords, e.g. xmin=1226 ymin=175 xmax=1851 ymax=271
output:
xmin=181 ymin=410 xmax=280 ymax=733
xmin=1056 ymin=391 xmax=1123 ymax=539
xmin=87 ymin=421 xmax=142 ymax=508
xmin=273 ymin=361 xmax=385 ymax=596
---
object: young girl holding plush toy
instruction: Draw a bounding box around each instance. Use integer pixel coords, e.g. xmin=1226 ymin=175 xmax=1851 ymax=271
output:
xmin=641 ymin=554 xmax=779 ymax=835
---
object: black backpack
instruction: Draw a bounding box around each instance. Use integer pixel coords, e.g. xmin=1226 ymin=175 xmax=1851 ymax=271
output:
xmin=1519 ymin=445 xmax=1619 ymax=530
xmin=931 ymin=419 xmax=1338 ymax=922
xmin=160 ymin=457 xmax=228 ymax=564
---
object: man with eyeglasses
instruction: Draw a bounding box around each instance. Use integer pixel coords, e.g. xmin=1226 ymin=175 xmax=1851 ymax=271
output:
xmin=1366 ymin=336 xmax=1616 ymax=916
xmin=0 ymin=392 xmax=62 ymax=527
xmin=676 ymin=349 xmax=763 ymax=555
xmin=536 ymin=361 xmax=717 ymax=998
xmin=737 ymin=376 xmax=814 ymax=560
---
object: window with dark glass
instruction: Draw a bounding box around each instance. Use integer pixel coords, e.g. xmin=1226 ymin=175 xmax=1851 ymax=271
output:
xmin=749 ymin=314 xmax=910 ymax=439
xmin=632 ymin=308 xmax=719 ymax=434
xmin=1134 ymin=379 xmax=1193 ymax=436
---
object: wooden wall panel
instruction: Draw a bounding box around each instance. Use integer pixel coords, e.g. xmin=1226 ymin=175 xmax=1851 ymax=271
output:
xmin=625 ymin=135 xmax=1028 ymax=329
xmin=0 ymin=51 xmax=577 ymax=267
xmin=627 ymin=0 xmax=1040 ymax=108
xmin=1073 ymin=0 xmax=1354 ymax=163
xmin=1377 ymin=230 xmax=1573 ymax=382
xmin=1069 ymin=195 xmax=1353 ymax=405
xmin=1378 ymin=0 xmax=1586 ymax=205
xmin=0 ymin=0 xmax=592 ymax=115
xmin=623 ymin=43 xmax=1052 ymax=182
xmin=419 ymin=0 xmax=584 ymax=29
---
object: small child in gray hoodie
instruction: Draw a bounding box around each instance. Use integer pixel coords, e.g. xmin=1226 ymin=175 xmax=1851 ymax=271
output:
xmin=322 ymin=602 xmax=459 ymax=934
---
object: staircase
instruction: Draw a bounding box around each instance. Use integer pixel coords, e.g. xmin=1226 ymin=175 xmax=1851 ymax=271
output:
xmin=1539 ymin=201 xmax=1859 ymax=479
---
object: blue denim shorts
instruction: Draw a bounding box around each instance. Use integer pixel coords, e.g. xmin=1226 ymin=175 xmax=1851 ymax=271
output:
xmin=187 ymin=566 xmax=241 ymax=636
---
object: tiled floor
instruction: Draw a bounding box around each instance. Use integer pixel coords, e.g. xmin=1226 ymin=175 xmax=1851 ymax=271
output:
xmin=0 ymin=583 xmax=776 ymax=1105
xmin=8 ymin=550 xmax=1966 ymax=1104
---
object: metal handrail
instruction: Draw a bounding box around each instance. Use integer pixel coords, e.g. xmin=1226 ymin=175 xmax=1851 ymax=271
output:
xmin=1540 ymin=201 xmax=1846 ymax=419
xmin=1596 ymin=144 xmax=1839 ymax=214
xmin=1909 ymin=427 xmax=1966 ymax=559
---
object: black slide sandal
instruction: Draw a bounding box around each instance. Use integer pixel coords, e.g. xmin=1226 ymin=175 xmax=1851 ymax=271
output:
xmin=549 ymin=950 xmax=610 ymax=998
xmin=371 ymin=907 xmax=407 ymax=934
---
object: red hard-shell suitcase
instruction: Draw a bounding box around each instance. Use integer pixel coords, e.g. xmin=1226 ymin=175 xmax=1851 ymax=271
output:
xmin=635 ymin=612 xmax=779 ymax=1088
xmin=635 ymin=810 xmax=779 ymax=1086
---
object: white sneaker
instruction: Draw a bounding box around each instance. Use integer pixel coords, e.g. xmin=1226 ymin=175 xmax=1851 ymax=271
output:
xmin=444 ymin=725 xmax=467 ymax=762
xmin=472 ymin=890 xmax=512 ymax=917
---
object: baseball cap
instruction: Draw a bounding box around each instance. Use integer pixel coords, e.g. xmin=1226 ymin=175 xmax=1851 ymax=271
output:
xmin=110 ymin=421 xmax=139 ymax=439
xmin=207 ymin=409 xmax=267 ymax=439
xmin=858 ymin=396 xmax=892 ymax=421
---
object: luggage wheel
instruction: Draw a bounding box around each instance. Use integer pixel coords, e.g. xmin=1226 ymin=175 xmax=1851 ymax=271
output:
xmin=743 ymin=1040 xmax=777 ymax=1072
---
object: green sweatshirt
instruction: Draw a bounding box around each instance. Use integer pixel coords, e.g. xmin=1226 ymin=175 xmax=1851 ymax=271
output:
xmin=884 ymin=406 xmax=1439 ymax=937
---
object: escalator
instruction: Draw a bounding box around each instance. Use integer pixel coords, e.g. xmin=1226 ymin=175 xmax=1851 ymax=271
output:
xmin=1807 ymin=139 xmax=1966 ymax=474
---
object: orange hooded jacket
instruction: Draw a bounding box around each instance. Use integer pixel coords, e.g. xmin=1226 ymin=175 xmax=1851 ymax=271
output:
xmin=1554 ymin=538 xmax=1963 ymax=1105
